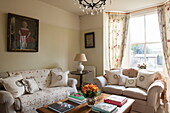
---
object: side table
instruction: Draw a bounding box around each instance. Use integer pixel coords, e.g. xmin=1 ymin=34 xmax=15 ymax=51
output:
xmin=70 ymin=70 xmax=89 ymax=90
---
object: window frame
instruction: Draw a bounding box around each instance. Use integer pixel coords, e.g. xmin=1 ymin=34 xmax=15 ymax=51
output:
xmin=128 ymin=12 xmax=164 ymax=70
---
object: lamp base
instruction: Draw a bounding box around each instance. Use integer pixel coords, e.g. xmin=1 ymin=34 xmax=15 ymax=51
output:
xmin=77 ymin=62 xmax=84 ymax=73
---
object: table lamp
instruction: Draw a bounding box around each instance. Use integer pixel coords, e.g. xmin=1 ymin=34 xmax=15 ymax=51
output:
xmin=74 ymin=53 xmax=87 ymax=73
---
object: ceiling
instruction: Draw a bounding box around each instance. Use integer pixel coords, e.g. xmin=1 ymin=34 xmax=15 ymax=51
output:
xmin=39 ymin=0 xmax=167 ymax=15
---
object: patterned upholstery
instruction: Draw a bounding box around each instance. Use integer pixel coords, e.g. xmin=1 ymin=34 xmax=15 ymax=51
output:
xmin=0 ymin=68 xmax=78 ymax=113
xmin=18 ymin=87 xmax=74 ymax=112
xmin=8 ymin=69 xmax=51 ymax=89
xmin=122 ymin=68 xmax=138 ymax=78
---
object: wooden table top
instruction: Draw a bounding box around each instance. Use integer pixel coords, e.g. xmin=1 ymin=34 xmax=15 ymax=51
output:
xmin=36 ymin=93 xmax=135 ymax=113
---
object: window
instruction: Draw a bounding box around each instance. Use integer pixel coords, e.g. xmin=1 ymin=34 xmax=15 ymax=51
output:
xmin=129 ymin=13 xmax=163 ymax=71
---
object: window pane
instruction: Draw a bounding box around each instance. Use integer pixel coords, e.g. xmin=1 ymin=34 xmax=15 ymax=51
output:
xmin=146 ymin=13 xmax=161 ymax=42
xmin=130 ymin=44 xmax=145 ymax=67
xmin=146 ymin=43 xmax=163 ymax=71
xmin=130 ymin=16 xmax=145 ymax=44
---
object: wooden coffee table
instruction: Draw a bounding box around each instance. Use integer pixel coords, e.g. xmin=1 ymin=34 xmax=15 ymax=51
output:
xmin=36 ymin=93 xmax=135 ymax=113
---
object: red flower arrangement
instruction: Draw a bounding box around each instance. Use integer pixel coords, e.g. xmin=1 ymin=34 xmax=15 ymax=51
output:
xmin=82 ymin=84 xmax=99 ymax=98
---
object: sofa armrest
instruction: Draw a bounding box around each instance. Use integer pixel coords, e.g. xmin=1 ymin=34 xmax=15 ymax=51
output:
xmin=94 ymin=76 xmax=107 ymax=91
xmin=68 ymin=78 xmax=78 ymax=93
xmin=0 ymin=90 xmax=16 ymax=113
xmin=147 ymin=80 xmax=164 ymax=112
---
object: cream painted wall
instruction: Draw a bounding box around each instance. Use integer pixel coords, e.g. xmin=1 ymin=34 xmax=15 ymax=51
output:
xmin=80 ymin=14 xmax=103 ymax=75
xmin=0 ymin=0 xmax=80 ymax=72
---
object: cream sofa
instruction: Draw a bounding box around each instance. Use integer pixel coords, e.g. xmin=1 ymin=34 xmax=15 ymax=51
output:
xmin=94 ymin=68 xmax=165 ymax=113
xmin=0 ymin=68 xmax=78 ymax=113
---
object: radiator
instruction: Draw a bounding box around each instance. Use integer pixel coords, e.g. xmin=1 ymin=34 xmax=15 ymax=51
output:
xmin=83 ymin=66 xmax=96 ymax=85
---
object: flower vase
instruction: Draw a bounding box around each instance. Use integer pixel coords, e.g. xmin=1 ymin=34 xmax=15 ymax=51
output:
xmin=86 ymin=97 xmax=96 ymax=107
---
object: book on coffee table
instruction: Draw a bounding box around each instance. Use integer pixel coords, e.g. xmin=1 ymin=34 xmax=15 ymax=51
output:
xmin=104 ymin=95 xmax=128 ymax=107
xmin=68 ymin=98 xmax=86 ymax=104
xmin=48 ymin=102 xmax=74 ymax=113
xmin=92 ymin=102 xmax=117 ymax=113
xmin=69 ymin=93 xmax=85 ymax=100
xmin=68 ymin=93 xmax=86 ymax=104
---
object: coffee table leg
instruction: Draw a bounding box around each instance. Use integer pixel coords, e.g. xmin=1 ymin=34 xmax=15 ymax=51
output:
xmin=79 ymin=74 xmax=83 ymax=90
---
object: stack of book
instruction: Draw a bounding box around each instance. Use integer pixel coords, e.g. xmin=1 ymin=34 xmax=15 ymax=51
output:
xmin=68 ymin=93 xmax=86 ymax=104
xmin=104 ymin=95 xmax=128 ymax=107
xmin=92 ymin=102 xmax=118 ymax=113
xmin=48 ymin=102 xmax=75 ymax=113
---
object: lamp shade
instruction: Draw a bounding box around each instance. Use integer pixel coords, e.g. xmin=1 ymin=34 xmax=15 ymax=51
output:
xmin=74 ymin=53 xmax=87 ymax=62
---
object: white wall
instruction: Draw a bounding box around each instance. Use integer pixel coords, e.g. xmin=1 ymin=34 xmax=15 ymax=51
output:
xmin=80 ymin=14 xmax=103 ymax=75
xmin=0 ymin=0 xmax=80 ymax=72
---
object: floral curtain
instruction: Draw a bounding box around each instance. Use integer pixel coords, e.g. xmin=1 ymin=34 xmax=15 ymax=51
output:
xmin=105 ymin=13 xmax=129 ymax=69
xmin=157 ymin=3 xmax=170 ymax=76
xmin=157 ymin=2 xmax=170 ymax=105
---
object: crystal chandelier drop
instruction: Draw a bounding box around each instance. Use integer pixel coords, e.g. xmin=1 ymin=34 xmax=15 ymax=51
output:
xmin=73 ymin=0 xmax=107 ymax=15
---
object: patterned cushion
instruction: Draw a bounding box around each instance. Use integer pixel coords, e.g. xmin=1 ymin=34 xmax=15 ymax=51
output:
xmin=50 ymin=71 xmax=69 ymax=87
xmin=19 ymin=87 xmax=75 ymax=113
xmin=105 ymin=70 xmax=120 ymax=85
xmin=22 ymin=78 xmax=39 ymax=94
xmin=125 ymin=78 xmax=137 ymax=88
xmin=119 ymin=74 xmax=128 ymax=86
xmin=0 ymin=72 xmax=9 ymax=89
xmin=1 ymin=74 xmax=25 ymax=98
xmin=122 ymin=68 xmax=138 ymax=78
xmin=8 ymin=69 xmax=51 ymax=89
xmin=50 ymin=68 xmax=63 ymax=73
xmin=137 ymin=71 xmax=156 ymax=90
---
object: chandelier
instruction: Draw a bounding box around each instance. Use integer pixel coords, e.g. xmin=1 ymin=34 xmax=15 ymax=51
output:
xmin=73 ymin=0 xmax=107 ymax=15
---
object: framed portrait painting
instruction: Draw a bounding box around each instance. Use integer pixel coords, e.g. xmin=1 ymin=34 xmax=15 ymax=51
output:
xmin=84 ymin=32 xmax=95 ymax=48
xmin=7 ymin=13 xmax=39 ymax=52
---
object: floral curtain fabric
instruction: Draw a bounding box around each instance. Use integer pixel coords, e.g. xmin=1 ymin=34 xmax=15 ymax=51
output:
xmin=157 ymin=2 xmax=170 ymax=105
xmin=105 ymin=13 xmax=129 ymax=69
xmin=158 ymin=3 xmax=170 ymax=76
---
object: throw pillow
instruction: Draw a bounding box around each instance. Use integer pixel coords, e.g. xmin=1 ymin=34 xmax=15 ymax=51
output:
xmin=1 ymin=74 xmax=25 ymax=98
xmin=50 ymin=71 xmax=69 ymax=87
xmin=119 ymin=74 xmax=128 ymax=86
xmin=136 ymin=71 xmax=156 ymax=90
xmin=22 ymin=78 xmax=39 ymax=94
xmin=122 ymin=68 xmax=138 ymax=78
xmin=105 ymin=70 xmax=120 ymax=85
xmin=125 ymin=78 xmax=137 ymax=88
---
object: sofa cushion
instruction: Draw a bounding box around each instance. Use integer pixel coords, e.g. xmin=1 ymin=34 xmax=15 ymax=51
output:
xmin=8 ymin=69 xmax=51 ymax=89
xmin=123 ymin=87 xmax=147 ymax=100
xmin=50 ymin=71 xmax=69 ymax=87
xmin=122 ymin=68 xmax=138 ymax=78
xmin=22 ymin=78 xmax=39 ymax=94
xmin=137 ymin=71 xmax=156 ymax=90
xmin=102 ymin=85 xmax=126 ymax=95
xmin=125 ymin=78 xmax=137 ymax=88
xmin=1 ymin=74 xmax=25 ymax=98
xmin=119 ymin=74 xmax=128 ymax=86
xmin=105 ymin=70 xmax=120 ymax=85
xmin=50 ymin=68 xmax=63 ymax=73
xmin=18 ymin=87 xmax=75 ymax=112
xmin=0 ymin=72 xmax=9 ymax=89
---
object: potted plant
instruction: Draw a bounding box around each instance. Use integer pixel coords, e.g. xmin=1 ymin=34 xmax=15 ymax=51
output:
xmin=82 ymin=84 xmax=100 ymax=107
xmin=137 ymin=63 xmax=147 ymax=69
